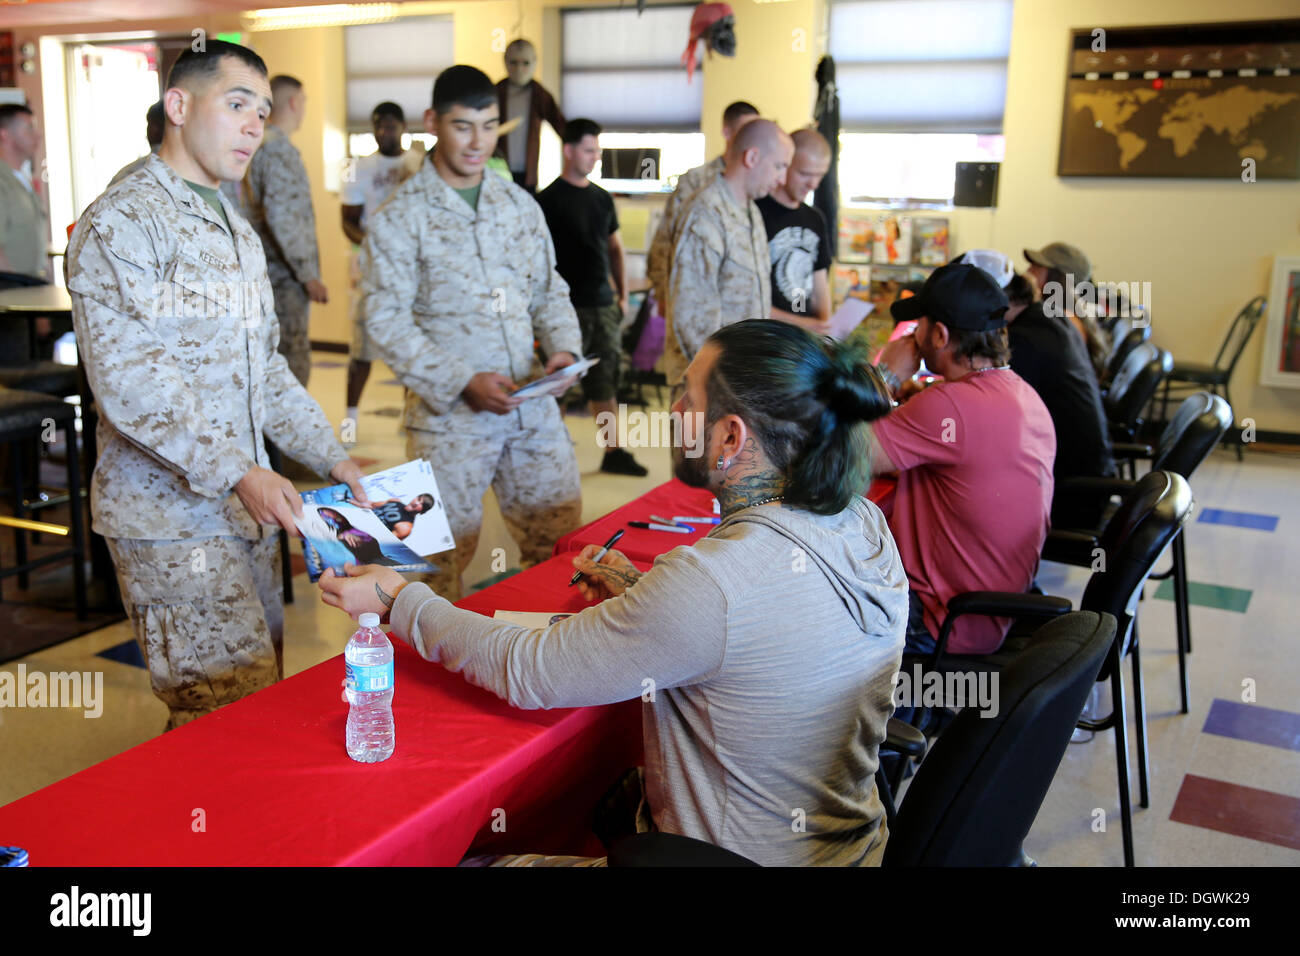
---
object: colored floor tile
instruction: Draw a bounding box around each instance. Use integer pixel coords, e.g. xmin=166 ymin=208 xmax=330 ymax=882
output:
xmin=1202 ymin=699 xmax=1300 ymax=752
xmin=1196 ymin=508 xmax=1278 ymax=532
xmin=1152 ymin=578 xmax=1251 ymax=613
xmin=95 ymin=640 xmax=145 ymax=669
xmin=1170 ymin=774 xmax=1300 ymax=851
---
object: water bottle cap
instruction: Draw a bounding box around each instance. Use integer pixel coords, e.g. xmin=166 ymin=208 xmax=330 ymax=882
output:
xmin=359 ymin=612 xmax=381 ymax=628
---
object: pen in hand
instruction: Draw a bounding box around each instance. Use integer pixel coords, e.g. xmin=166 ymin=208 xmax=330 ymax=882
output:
xmin=570 ymin=528 xmax=625 ymax=586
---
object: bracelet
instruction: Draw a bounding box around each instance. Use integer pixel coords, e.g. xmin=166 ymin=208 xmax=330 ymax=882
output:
xmin=878 ymin=364 xmax=901 ymax=394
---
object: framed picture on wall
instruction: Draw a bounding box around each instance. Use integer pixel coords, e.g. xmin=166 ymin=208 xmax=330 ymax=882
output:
xmin=1259 ymin=256 xmax=1300 ymax=388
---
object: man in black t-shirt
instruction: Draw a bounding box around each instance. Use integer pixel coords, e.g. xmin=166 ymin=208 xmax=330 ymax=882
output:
xmin=537 ymin=118 xmax=646 ymax=476
xmin=956 ymin=249 xmax=1115 ymax=530
xmin=756 ymin=129 xmax=833 ymax=334
xmin=357 ymin=493 xmax=436 ymax=541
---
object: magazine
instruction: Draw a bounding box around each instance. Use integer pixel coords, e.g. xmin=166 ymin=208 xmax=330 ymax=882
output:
xmin=295 ymin=459 xmax=455 ymax=582
xmin=872 ymin=216 xmax=913 ymax=265
xmin=510 ymin=356 xmax=601 ymax=401
xmin=911 ymin=218 xmax=950 ymax=266
xmin=837 ymin=212 xmax=876 ymax=262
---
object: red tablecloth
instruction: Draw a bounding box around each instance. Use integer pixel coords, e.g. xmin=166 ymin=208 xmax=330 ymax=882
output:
xmin=0 ymin=555 xmax=645 ymax=866
xmin=555 ymin=477 xmax=898 ymax=563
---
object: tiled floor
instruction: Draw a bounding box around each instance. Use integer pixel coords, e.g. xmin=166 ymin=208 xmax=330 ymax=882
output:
xmin=2 ymin=353 xmax=1297 ymax=866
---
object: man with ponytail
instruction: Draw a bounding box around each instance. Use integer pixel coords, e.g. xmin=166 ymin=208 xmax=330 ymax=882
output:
xmin=321 ymin=320 xmax=910 ymax=866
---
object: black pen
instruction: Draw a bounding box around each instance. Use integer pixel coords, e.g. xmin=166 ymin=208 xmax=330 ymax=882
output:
xmin=570 ymin=528 xmax=625 ymax=586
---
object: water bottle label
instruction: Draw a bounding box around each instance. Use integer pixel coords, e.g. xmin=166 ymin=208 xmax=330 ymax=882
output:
xmin=345 ymin=660 xmax=393 ymax=693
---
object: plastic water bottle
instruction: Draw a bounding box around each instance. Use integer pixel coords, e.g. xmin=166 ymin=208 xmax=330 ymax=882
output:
xmin=344 ymin=612 xmax=395 ymax=763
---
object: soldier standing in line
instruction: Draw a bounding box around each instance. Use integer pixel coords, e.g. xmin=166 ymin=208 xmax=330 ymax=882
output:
xmin=360 ymin=65 xmax=584 ymax=602
xmin=66 ymin=40 xmax=366 ymax=730
xmin=245 ymin=74 xmax=328 ymax=386
xmin=662 ymin=119 xmax=793 ymax=387
xmin=645 ymin=100 xmax=759 ymax=306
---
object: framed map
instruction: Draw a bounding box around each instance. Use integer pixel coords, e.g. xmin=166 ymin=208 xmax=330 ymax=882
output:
xmin=1058 ymin=20 xmax=1300 ymax=179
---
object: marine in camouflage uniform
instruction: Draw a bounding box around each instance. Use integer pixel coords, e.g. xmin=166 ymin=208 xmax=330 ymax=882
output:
xmin=245 ymin=124 xmax=320 ymax=385
xmin=661 ymin=174 xmax=771 ymax=385
xmin=66 ymin=153 xmax=350 ymax=729
xmin=645 ymin=154 xmax=723 ymax=305
xmin=361 ymin=153 xmax=583 ymax=601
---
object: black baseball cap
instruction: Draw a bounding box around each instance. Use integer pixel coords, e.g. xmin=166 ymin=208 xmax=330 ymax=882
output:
xmin=890 ymin=262 xmax=1010 ymax=331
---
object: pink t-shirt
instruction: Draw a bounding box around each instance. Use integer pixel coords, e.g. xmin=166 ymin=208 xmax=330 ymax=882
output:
xmin=871 ymin=368 xmax=1056 ymax=655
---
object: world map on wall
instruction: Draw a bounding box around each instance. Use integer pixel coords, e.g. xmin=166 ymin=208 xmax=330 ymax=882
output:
xmin=1061 ymin=77 xmax=1300 ymax=178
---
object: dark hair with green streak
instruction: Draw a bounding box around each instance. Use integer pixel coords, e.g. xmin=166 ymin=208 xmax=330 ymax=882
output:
xmin=704 ymin=319 xmax=893 ymax=515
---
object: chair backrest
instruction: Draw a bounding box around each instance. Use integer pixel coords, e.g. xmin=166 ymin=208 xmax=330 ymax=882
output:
xmin=1105 ymin=343 xmax=1172 ymax=434
xmin=1212 ymin=295 xmax=1267 ymax=376
xmin=885 ymin=611 xmax=1116 ymax=866
xmin=1152 ymin=392 xmax=1233 ymax=479
xmin=1103 ymin=324 xmax=1151 ymax=386
xmin=1082 ymin=470 xmax=1193 ymax=674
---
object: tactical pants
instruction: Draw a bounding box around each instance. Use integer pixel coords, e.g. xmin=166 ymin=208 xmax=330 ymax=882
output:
xmin=106 ymin=534 xmax=283 ymax=730
xmin=406 ymin=405 xmax=582 ymax=602
xmin=272 ymin=276 xmax=311 ymax=386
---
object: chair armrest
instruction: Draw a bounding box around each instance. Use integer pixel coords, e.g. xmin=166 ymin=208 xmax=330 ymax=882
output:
xmin=609 ymin=832 xmax=761 ymax=867
xmin=884 ymin=717 xmax=927 ymax=759
xmin=1041 ymin=530 xmax=1102 ymax=567
xmin=932 ymin=591 xmax=1074 ymax=668
xmin=1110 ymin=442 xmax=1153 ymax=461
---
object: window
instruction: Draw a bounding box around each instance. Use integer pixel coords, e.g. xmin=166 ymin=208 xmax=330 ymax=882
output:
xmin=344 ymin=16 xmax=453 ymax=136
xmin=559 ymin=5 xmax=704 ymax=190
xmin=830 ymin=0 xmax=1012 ymax=201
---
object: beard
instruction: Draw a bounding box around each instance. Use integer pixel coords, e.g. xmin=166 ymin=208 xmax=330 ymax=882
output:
xmin=672 ymin=442 xmax=710 ymax=489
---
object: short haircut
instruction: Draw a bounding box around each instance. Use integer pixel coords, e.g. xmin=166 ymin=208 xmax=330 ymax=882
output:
xmin=432 ymin=64 xmax=497 ymax=114
xmin=723 ymin=101 xmax=759 ymax=127
xmin=0 ymin=103 xmax=33 ymax=134
xmin=562 ymin=118 xmax=601 ymax=145
xmin=146 ymin=100 xmax=165 ymax=124
xmin=705 ymin=320 xmax=892 ymax=515
xmin=371 ymin=101 xmax=405 ymax=125
xmin=505 ymin=39 xmax=535 ymax=57
xmin=1005 ymin=272 xmax=1035 ymax=308
xmin=270 ymin=74 xmax=303 ymax=105
xmin=728 ymin=117 xmax=784 ymax=160
xmin=166 ymin=39 xmax=267 ymax=93
xmin=791 ymin=127 xmax=831 ymax=159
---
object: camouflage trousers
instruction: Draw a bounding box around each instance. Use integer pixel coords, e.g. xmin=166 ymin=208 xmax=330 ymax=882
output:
xmin=406 ymin=410 xmax=582 ymax=602
xmin=106 ymin=534 xmax=283 ymax=730
xmin=271 ymin=276 xmax=311 ymax=386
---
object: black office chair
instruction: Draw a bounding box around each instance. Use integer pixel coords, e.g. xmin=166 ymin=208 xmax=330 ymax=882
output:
xmin=1046 ymin=393 xmax=1232 ymax=714
xmin=1104 ymin=344 xmax=1173 ymax=471
xmin=609 ymin=611 xmax=1117 ymax=867
xmin=904 ymin=471 xmax=1192 ymax=867
xmin=1159 ymin=295 xmax=1265 ymax=460
xmin=1100 ymin=323 xmax=1151 ymax=393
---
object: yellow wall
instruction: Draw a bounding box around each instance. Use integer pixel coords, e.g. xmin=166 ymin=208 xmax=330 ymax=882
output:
xmin=993 ymin=0 xmax=1300 ymax=434
xmin=246 ymin=0 xmax=1298 ymax=431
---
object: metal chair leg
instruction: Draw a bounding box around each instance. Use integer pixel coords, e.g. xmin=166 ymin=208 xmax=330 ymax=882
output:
xmin=1173 ymin=533 xmax=1191 ymax=713
xmin=1130 ymin=623 xmax=1150 ymax=809
xmin=63 ymin=420 xmax=88 ymax=620
xmin=1110 ymin=652 xmax=1136 ymax=867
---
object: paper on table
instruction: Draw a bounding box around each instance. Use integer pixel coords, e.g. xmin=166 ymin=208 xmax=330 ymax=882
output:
xmin=828 ymin=297 xmax=874 ymax=340
xmin=510 ymin=356 xmax=601 ymax=400
xmin=493 ymin=610 xmax=574 ymax=628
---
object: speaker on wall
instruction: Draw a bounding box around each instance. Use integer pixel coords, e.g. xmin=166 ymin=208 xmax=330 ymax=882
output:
xmin=954 ymin=162 xmax=999 ymax=207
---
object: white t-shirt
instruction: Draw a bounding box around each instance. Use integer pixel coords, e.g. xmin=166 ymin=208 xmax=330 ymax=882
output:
xmin=341 ymin=149 xmax=422 ymax=232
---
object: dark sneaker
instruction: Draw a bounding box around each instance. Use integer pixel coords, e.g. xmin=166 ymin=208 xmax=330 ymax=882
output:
xmin=601 ymin=448 xmax=648 ymax=477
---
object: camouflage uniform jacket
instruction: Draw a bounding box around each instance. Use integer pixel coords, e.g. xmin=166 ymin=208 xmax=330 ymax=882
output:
xmin=662 ymin=175 xmax=771 ymax=384
xmin=245 ymin=125 xmax=320 ymax=287
xmin=360 ymin=153 xmax=583 ymax=434
xmin=66 ymin=153 xmax=348 ymax=540
xmin=645 ymin=154 xmax=723 ymax=301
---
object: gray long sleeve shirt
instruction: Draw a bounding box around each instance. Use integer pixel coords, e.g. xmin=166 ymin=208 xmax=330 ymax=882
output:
xmin=389 ymin=497 xmax=908 ymax=866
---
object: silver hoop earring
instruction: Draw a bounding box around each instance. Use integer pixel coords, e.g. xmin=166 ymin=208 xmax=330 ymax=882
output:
xmin=716 ymin=455 xmax=727 ymax=470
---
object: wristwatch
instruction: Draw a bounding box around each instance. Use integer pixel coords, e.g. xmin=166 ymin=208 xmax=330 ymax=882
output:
xmin=877 ymin=363 xmax=901 ymax=395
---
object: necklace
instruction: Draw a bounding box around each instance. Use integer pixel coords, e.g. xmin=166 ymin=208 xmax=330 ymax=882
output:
xmin=969 ymin=364 xmax=1010 ymax=376
xmin=750 ymin=495 xmax=785 ymax=507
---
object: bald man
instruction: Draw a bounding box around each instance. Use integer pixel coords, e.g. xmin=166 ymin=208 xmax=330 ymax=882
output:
xmin=757 ymin=128 xmax=834 ymax=334
xmin=662 ymin=119 xmax=793 ymax=385
xmin=646 ymin=100 xmax=759 ymax=305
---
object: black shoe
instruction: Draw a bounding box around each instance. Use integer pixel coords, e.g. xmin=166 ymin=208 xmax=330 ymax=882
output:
xmin=601 ymin=448 xmax=648 ymax=477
